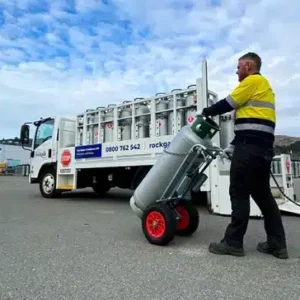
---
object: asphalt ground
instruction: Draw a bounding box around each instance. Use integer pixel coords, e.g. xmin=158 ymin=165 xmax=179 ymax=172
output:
xmin=1 ymin=176 xmax=300 ymax=300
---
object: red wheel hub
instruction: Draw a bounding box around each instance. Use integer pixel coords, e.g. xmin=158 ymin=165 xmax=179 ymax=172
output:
xmin=146 ymin=211 xmax=166 ymax=238
xmin=176 ymin=206 xmax=190 ymax=230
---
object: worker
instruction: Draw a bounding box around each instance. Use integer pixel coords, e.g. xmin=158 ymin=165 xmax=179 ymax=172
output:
xmin=200 ymin=52 xmax=288 ymax=259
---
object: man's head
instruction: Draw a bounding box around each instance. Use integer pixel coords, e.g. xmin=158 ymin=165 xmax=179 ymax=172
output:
xmin=236 ymin=52 xmax=262 ymax=82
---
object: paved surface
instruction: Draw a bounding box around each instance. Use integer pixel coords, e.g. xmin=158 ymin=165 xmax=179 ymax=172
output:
xmin=1 ymin=177 xmax=300 ymax=300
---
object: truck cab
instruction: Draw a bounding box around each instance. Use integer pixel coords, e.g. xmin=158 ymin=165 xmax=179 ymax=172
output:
xmin=20 ymin=116 xmax=76 ymax=197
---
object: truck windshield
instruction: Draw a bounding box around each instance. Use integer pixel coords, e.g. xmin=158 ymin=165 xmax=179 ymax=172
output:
xmin=34 ymin=119 xmax=54 ymax=149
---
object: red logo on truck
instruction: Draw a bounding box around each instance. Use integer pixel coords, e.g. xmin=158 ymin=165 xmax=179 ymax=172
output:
xmin=187 ymin=116 xmax=194 ymax=123
xmin=286 ymin=160 xmax=291 ymax=173
xmin=61 ymin=150 xmax=71 ymax=167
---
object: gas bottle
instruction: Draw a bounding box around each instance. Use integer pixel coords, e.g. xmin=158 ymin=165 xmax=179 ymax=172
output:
xmin=168 ymin=89 xmax=185 ymax=135
xmin=185 ymin=85 xmax=197 ymax=126
xmin=85 ymin=109 xmax=94 ymax=145
xmin=104 ymin=104 xmax=116 ymax=142
xmin=77 ymin=115 xmax=84 ymax=145
xmin=219 ymin=111 xmax=235 ymax=148
xmin=96 ymin=106 xmax=105 ymax=143
xmin=155 ymin=93 xmax=169 ymax=137
xmin=135 ymin=98 xmax=150 ymax=138
xmin=130 ymin=115 xmax=219 ymax=218
xmin=119 ymin=101 xmax=132 ymax=141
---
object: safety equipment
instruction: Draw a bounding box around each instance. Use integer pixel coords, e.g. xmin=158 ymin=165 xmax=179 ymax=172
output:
xmin=225 ymin=74 xmax=276 ymax=144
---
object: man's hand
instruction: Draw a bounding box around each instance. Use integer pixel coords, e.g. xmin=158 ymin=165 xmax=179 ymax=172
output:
xmin=195 ymin=98 xmax=235 ymax=118
xmin=202 ymin=108 xmax=210 ymax=116
xmin=223 ymin=144 xmax=235 ymax=160
xmin=195 ymin=108 xmax=210 ymax=117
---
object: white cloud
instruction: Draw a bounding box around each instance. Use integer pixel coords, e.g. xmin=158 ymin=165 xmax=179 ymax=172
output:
xmin=0 ymin=0 xmax=299 ymax=139
xmin=75 ymin=0 xmax=105 ymax=13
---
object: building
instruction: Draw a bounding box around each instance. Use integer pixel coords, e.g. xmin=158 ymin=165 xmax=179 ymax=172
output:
xmin=0 ymin=143 xmax=31 ymax=165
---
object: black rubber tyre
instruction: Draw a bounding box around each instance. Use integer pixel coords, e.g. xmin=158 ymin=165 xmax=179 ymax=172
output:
xmin=191 ymin=190 xmax=207 ymax=205
xmin=142 ymin=203 xmax=177 ymax=246
xmin=39 ymin=168 xmax=62 ymax=199
xmin=175 ymin=201 xmax=199 ymax=236
xmin=92 ymin=184 xmax=110 ymax=197
xmin=207 ymin=202 xmax=213 ymax=214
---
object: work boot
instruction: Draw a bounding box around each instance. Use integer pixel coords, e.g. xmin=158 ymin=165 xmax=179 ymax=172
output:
xmin=209 ymin=240 xmax=245 ymax=257
xmin=257 ymin=241 xmax=288 ymax=259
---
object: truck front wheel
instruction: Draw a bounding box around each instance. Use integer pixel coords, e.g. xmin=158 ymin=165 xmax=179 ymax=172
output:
xmin=39 ymin=168 xmax=61 ymax=198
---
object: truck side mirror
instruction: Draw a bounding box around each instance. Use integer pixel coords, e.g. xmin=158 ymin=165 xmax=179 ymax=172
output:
xmin=20 ymin=124 xmax=30 ymax=145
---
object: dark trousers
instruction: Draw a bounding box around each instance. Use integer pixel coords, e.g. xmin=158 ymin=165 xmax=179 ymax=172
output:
xmin=223 ymin=141 xmax=287 ymax=249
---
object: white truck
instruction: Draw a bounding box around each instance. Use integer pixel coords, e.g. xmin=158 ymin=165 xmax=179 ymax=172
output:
xmin=20 ymin=60 xmax=300 ymax=216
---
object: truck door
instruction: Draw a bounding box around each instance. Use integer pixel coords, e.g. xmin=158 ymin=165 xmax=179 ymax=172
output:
xmin=30 ymin=118 xmax=56 ymax=179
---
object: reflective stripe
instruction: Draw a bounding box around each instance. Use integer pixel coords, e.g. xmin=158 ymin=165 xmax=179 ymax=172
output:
xmin=226 ymin=95 xmax=238 ymax=108
xmin=235 ymin=123 xmax=275 ymax=134
xmin=226 ymin=96 xmax=275 ymax=110
xmin=244 ymin=100 xmax=275 ymax=109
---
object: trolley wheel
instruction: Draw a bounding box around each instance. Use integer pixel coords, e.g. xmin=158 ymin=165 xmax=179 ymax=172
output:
xmin=175 ymin=201 xmax=199 ymax=236
xmin=142 ymin=203 xmax=177 ymax=246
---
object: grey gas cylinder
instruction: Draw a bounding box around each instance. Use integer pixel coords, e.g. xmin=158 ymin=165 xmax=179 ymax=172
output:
xmin=104 ymin=104 xmax=116 ymax=142
xmin=219 ymin=111 xmax=235 ymax=148
xmin=129 ymin=124 xmax=215 ymax=218
xmin=119 ymin=101 xmax=132 ymax=141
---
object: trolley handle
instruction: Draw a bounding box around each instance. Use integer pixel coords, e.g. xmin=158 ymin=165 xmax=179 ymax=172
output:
xmin=203 ymin=146 xmax=224 ymax=159
xmin=191 ymin=144 xmax=217 ymax=159
xmin=203 ymin=148 xmax=217 ymax=159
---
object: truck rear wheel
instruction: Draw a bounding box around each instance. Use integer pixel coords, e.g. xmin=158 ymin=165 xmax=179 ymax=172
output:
xmin=39 ymin=168 xmax=61 ymax=198
xmin=92 ymin=184 xmax=110 ymax=197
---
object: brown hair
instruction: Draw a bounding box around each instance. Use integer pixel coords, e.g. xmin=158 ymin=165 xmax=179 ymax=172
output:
xmin=239 ymin=52 xmax=262 ymax=72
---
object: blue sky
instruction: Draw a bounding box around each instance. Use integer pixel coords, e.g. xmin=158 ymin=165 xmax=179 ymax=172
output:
xmin=0 ymin=0 xmax=299 ymax=139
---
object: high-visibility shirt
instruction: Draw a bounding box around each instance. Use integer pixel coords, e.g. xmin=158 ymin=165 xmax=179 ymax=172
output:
xmin=225 ymin=74 xmax=276 ymax=146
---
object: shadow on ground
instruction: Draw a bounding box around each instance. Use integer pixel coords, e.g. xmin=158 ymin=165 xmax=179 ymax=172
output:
xmin=32 ymin=186 xmax=300 ymax=221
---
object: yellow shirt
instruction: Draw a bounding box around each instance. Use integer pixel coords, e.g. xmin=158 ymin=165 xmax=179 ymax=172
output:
xmin=225 ymin=74 xmax=276 ymax=137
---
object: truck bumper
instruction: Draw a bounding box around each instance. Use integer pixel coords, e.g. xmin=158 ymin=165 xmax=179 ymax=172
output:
xmin=30 ymin=177 xmax=38 ymax=184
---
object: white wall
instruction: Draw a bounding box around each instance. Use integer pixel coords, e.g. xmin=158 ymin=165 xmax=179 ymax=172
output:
xmin=0 ymin=144 xmax=31 ymax=164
